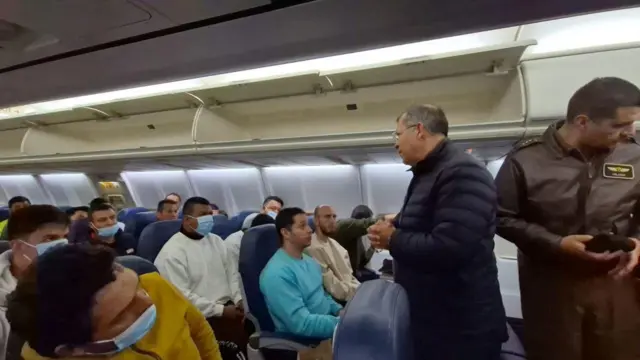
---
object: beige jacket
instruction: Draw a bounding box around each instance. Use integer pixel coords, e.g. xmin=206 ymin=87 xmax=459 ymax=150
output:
xmin=305 ymin=234 xmax=360 ymax=301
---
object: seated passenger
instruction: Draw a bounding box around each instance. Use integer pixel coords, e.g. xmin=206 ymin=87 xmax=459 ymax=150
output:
xmin=261 ymin=196 xmax=284 ymax=219
xmin=156 ymin=199 xmax=178 ymax=221
xmin=88 ymin=202 xmax=137 ymax=256
xmin=0 ymin=196 xmax=31 ymax=241
xmin=0 ymin=205 xmax=69 ymax=360
xmin=6 ymin=245 xmax=222 ymax=360
xmin=305 ymin=205 xmax=360 ymax=302
xmin=260 ymin=207 xmax=342 ymax=339
xmin=154 ymin=197 xmax=247 ymax=351
xmin=66 ymin=206 xmax=89 ymax=222
xmin=226 ymin=214 xmax=276 ymax=286
xmin=165 ymin=192 xmax=182 ymax=207
xmin=210 ymin=203 xmax=220 ymax=215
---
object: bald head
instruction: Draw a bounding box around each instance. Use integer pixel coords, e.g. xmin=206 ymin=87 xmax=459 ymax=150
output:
xmin=313 ymin=205 xmax=337 ymax=236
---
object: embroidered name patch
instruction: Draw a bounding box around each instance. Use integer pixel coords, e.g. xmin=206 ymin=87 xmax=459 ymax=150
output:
xmin=603 ymin=163 xmax=634 ymax=179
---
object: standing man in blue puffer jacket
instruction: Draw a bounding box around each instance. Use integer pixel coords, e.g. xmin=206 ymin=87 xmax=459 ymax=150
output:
xmin=368 ymin=104 xmax=507 ymax=360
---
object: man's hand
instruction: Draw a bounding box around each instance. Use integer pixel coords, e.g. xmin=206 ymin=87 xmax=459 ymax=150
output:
xmin=368 ymin=221 xmax=395 ymax=250
xmin=384 ymin=213 xmax=397 ymax=223
xmin=608 ymin=238 xmax=640 ymax=278
xmin=559 ymin=234 xmax=621 ymax=262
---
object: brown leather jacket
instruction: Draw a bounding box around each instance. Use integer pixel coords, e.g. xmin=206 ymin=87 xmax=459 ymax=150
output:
xmin=496 ymin=122 xmax=640 ymax=273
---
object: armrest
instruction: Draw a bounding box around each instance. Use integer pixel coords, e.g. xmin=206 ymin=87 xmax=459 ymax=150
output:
xmin=252 ymin=331 xmax=324 ymax=351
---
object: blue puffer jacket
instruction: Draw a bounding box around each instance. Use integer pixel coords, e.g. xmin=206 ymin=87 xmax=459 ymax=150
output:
xmin=390 ymin=140 xmax=507 ymax=359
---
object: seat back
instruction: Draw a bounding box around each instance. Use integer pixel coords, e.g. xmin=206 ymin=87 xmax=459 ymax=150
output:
xmin=334 ymin=279 xmax=413 ymax=360
xmin=136 ymin=220 xmax=182 ymax=262
xmin=307 ymin=216 xmax=315 ymax=232
xmin=0 ymin=241 xmax=10 ymax=254
xmin=67 ymin=218 xmax=91 ymax=244
xmin=126 ymin=211 xmax=157 ymax=241
xmin=239 ymin=224 xmax=280 ymax=332
xmin=501 ymin=322 xmax=526 ymax=359
xmin=233 ymin=210 xmax=260 ymax=230
xmin=115 ymin=255 xmax=159 ymax=275
xmin=117 ymin=207 xmax=149 ymax=222
xmin=0 ymin=207 xmax=9 ymax=222
xmin=211 ymin=214 xmax=236 ymax=239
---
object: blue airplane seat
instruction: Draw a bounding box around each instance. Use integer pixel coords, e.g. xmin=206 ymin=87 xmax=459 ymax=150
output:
xmin=115 ymin=255 xmax=158 ymax=275
xmin=334 ymin=279 xmax=413 ymax=360
xmin=239 ymin=225 xmax=323 ymax=359
xmin=136 ymin=220 xmax=182 ymax=263
xmin=501 ymin=322 xmax=526 ymax=359
xmin=231 ymin=210 xmax=260 ymax=230
xmin=58 ymin=206 xmax=73 ymax=213
xmin=211 ymin=214 xmax=237 ymax=239
xmin=0 ymin=208 xmax=9 ymax=222
xmin=125 ymin=211 xmax=157 ymax=241
xmin=307 ymin=216 xmax=315 ymax=232
xmin=117 ymin=207 xmax=149 ymax=222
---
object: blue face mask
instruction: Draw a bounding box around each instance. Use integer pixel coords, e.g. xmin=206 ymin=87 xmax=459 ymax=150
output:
xmin=85 ymin=304 xmax=157 ymax=354
xmin=21 ymin=239 xmax=68 ymax=257
xmin=97 ymin=223 xmax=120 ymax=238
xmin=190 ymin=215 xmax=214 ymax=236
xmin=267 ymin=211 xmax=277 ymax=219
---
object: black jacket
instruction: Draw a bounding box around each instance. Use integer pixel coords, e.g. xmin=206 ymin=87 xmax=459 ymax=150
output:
xmin=390 ymin=140 xmax=506 ymax=358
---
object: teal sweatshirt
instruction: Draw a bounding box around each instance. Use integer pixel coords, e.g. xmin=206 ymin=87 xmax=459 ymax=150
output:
xmin=260 ymin=248 xmax=342 ymax=339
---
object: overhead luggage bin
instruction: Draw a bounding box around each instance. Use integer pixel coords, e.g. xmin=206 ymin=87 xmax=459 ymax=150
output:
xmin=20 ymin=108 xmax=200 ymax=156
xmin=522 ymin=47 xmax=640 ymax=121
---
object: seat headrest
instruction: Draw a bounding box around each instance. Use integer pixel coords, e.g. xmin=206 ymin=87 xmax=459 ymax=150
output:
xmin=239 ymin=224 xmax=280 ymax=331
xmin=241 ymin=213 xmax=259 ymax=230
xmin=137 ymin=220 xmax=182 ymax=262
xmin=117 ymin=207 xmax=149 ymax=222
xmin=307 ymin=216 xmax=316 ymax=232
xmin=211 ymin=214 xmax=237 ymax=239
xmin=115 ymin=255 xmax=158 ymax=275
xmin=68 ymin=218 xmax=91 ymax=244
xmin=334 ymin=280 xmax=413 ymax=360
xmin=125 ymin=211 xmax=158 ymax=240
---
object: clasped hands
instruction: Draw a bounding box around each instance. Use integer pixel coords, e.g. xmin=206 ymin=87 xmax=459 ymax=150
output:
xmin=560 ymin=234 xmax=640 ymax=278
xmin=367 ymin=214 xmax=397 ymax=250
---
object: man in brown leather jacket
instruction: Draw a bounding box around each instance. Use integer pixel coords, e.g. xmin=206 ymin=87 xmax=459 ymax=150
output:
xmin=496 ymin=77 xmax=640 ymax=360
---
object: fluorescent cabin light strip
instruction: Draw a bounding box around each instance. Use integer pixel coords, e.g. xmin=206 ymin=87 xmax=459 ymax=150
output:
xmin=1 ymin=7 xmax=640 ymax=120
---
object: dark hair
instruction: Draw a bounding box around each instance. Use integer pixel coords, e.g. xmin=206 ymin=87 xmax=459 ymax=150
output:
xmin=275 ymin=207 xmax=305 ymax=245
xmin=251 ymin=213 xmax=276 ymax=228
xmin=351 ymin=205 xmax=373 ymax=219
xmin=156 ymin=199 xmax=177 ymax=213
xmin=262 ymin=196 xmax=284 ymax=208
xmin=8 ymin=196 xmax=30 ymax=208
xmin=6 ymin=205 xmax=69 ymax=241
xmin=398 ymin=104 xmax=449 ymax=136
xmin=88 ymin=202 xmax=115 ymax=221
xmin=567 ymin=77 xmax=640 ymax=122
xmin=6 ymin=245 xmax=116 ymax=357
xmin=210 ymin=203 xmax=220 ymax=211
xmin=218 ymin=209 xmax=228 ymax=218
xmin=182 ymin=197 xmax=210 ymax=216
xmin=89 ymin=197 xmax=108 ymax=208
xmin=166 ymin=193 xmax=181 ymax=202
xmin=66 ymin=206 xmax=89 ymax=217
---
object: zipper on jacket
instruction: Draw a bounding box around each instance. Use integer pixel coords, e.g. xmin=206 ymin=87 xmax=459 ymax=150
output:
xmin=576 ymin=161 xmax=596 ymax=234
xmin=131 ymin=344 xmax=162 ymax=360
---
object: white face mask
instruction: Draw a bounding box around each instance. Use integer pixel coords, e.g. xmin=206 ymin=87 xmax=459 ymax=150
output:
xmin=20 ymin=239 xmax=68 ymax=261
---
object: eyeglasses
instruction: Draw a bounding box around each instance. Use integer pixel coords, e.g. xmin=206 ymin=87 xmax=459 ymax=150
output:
xmin=392 ymin=124 xmax=418 ymax=141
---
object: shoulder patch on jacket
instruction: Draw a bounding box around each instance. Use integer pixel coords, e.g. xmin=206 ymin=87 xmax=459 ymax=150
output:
xmin=511 ymin=137 xmax=543 ymax=154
